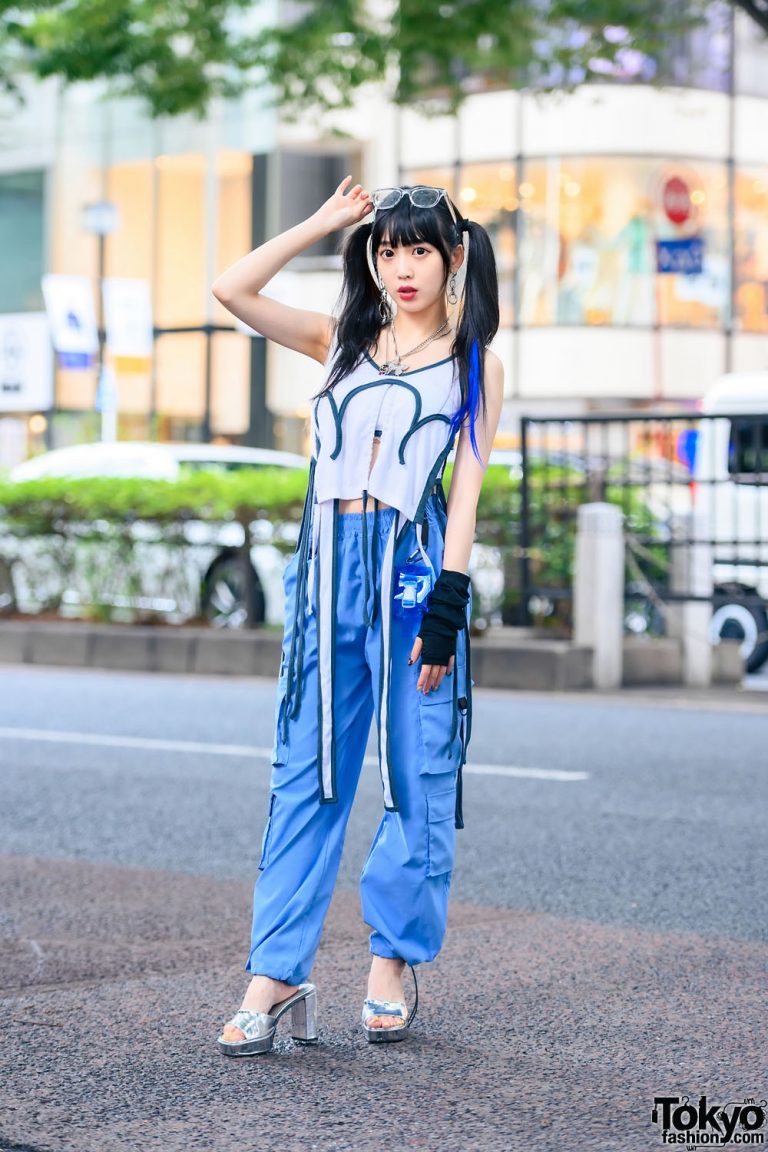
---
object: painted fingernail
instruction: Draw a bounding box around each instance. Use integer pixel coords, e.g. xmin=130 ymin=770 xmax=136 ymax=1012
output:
xmin=407 ymin=658 xmax=413 ymax=665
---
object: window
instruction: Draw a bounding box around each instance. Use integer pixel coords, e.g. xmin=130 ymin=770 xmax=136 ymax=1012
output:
xmin=734 ymin=168 xmax=768 ymax=333
xmin=214 ymin=151 xmax=253 ymax=325
xmin=735 ymin=7 xmax=768 ymax=98
xmin=728 ymin=418 xmax=768 ymax=481
xmin=0 ymin=171 xmax=45 ymax=313
xmin=456 ymin=163 xmax=516 ymax=327
xmin=211 ymin=331 xmax=250 ymax=436
xmin=279 ymin=152 xmax=358 ymax=258
xmin=520 ymin=157 xmax=729 ymax=329
xmin=154 ymin=332 xmax=207 ymax=440
xmin=106 ymin=160 xmax=153 ymax=281
xmin=155 ymin=154 xmax=207 ymax=327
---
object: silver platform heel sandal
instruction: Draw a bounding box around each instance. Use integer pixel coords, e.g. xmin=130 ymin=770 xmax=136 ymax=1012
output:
xmin=361 ymin=963 xmax=418 ymax=1044
xmin=217 ymin=983 xmax=318 ymax=1056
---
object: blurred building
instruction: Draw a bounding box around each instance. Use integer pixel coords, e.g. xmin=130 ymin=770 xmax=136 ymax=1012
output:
xmin=0 ymin=2 xmax=767 ymax=463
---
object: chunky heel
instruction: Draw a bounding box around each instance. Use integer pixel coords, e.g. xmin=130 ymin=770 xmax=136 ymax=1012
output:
xmin=291 ymin=988 xmax=319 ymax=1044
xmin=218 ymin=982 xmax=318 ymax=1057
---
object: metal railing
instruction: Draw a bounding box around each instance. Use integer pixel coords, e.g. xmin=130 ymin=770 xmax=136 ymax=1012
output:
xmin=519 ymin=412 xmax=768 ymax=636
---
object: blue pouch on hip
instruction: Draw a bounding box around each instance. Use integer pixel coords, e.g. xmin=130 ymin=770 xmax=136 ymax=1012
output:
xmin=393 ymin=558 xmax=433 ymax=619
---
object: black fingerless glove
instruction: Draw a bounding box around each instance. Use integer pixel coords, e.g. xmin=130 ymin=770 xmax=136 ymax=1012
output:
xmin=417 ymin=569 xmax=470 ymax=666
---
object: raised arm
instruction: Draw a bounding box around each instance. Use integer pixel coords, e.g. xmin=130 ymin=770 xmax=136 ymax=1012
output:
xmin=212 ymin=176 xmax=373 ymax=364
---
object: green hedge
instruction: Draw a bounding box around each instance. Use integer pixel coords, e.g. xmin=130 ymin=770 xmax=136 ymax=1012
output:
xmin=0 ymin=464 xmax=664 ymax=627
xmin=0 ymin=468 xmax=312 ymax=534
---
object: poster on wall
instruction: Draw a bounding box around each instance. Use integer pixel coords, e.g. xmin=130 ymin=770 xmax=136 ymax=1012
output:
xmin=0 ymin=312 xmax=54 ymax=413
xmin=103 ymin=278 xmax=153 ymax=362
xmin=41 ymin=274 xmax=99 ymax=367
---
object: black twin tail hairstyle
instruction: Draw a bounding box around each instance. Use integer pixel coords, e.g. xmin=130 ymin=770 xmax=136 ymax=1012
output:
xmin=312 ymin=190 xmax=499 ymax=463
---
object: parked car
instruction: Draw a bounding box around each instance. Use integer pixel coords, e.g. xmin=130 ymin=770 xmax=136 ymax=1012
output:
xmin=10 ymin=441 xmax=308 ymax=482
xmin=4 ymin=442 xmax=308 ymax=629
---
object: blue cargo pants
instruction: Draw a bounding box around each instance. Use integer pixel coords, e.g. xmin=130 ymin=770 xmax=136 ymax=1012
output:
xmin=246 ymin=494 xmax=468 ymax=985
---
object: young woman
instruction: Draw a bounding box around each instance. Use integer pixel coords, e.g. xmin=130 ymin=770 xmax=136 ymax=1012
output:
xmin=212 ymin=178 xmax=502 ymax=1054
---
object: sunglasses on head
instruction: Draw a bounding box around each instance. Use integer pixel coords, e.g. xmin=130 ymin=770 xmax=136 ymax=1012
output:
xmin=371 ymin=186 xmax=459 ymax=227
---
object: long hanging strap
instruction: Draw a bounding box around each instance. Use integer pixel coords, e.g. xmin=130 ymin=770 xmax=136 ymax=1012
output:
xmin=406 ymin=964 xmax=419 ymax=1027
xmin=360 ymin=491 xmax=381 ymax=628
xmin=361 ymin=490 xmax=371 ymax=627
xmin=316 ymin=498 xmax=339 ymax=801
xmin=376 ymin=512 xmax=400 ymax=810
xmin=414 ymin=519 xmax=437 ymax=588
xmin=306 ymin=500 xmax=321 ymax=617
xmin=371 ymin=497 xmax=380 ymax=625
xmin=282 ymin=461 xmax=315 ymax=738
xmin=454 ymin=617 xmax=473 ymax=829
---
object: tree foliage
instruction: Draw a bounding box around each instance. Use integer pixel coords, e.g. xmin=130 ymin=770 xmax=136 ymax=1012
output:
xmin=0 ymin=0 xmax=732 ymax=120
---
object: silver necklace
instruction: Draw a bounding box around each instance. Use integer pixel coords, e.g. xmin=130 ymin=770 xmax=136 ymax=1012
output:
xmin=378 ymin=318 xmax=451 ymax=376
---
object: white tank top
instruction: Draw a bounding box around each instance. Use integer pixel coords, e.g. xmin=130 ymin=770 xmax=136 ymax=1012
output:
xmin=311 ymin=349 xmax=462 ymax=522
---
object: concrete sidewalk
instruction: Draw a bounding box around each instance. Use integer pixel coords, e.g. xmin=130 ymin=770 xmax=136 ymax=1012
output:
xmin=0 ymin=618 xmax=747 ymax=691
xmin=1 ymin=854 xmax=764 ymax=1152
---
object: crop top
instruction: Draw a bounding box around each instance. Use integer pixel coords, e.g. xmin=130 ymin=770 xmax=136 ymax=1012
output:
xmin=311 ymin=350 xmax=462 ymax=517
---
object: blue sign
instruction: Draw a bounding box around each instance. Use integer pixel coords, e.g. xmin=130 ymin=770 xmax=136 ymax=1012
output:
xmin=656 ymin=237 xmax=705 ymax=276
xmin=58 ymin=351 xmax=95 ymax=369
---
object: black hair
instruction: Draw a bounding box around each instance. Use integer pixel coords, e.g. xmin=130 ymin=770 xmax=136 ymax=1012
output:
xmin=311 ymin=190 xmax=499 ymax=462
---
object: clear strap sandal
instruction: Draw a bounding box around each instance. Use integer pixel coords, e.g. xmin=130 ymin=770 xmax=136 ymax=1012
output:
xmin=217 ymin=982 xmax=318 ymax=1056
xmin=361 ymin=964 xmax=419 ymax=1044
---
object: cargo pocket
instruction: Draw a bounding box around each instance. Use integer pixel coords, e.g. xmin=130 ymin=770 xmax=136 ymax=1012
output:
xmin=426 ymin=786 xmax=456 ymax=877
xmin=271 ymin=674 xmax=290 ymax=766
xmin=417 ymin=677 xmax=459 ymax=877
xmin=417 ymin=677 xmax=461 ymax=771
xmin=258 ymin=792 xmax=276 ymax=871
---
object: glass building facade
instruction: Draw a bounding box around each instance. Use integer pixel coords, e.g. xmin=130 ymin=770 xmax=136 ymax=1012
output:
xmin=397 ymin=5 xmax=768 ymax=425
xmin=0 ymin=4 xmax=767 ymax=464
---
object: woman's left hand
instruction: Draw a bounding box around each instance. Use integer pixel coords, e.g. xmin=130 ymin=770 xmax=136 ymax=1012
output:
xmin=409 ymin=636 xmax=454 ymax=693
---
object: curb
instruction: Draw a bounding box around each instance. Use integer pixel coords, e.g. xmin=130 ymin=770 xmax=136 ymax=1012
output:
xmin=0 ymin=620 xmax=744 ymax=690
xmin=0 ymin=619 xmax=593 ymax=690
xmin=0 ymin=620 xmax=284 ymax=678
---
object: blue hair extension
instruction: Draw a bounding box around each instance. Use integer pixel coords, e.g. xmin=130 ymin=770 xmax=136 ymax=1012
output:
xmin=449 ymin=339 xmax=483 ymax=463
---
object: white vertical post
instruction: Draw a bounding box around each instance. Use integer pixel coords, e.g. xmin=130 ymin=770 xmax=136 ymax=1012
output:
xmin=670 ymin=510 xmax=713 ymax=687
xmin=573 ymin=503 xmax=624 ymax=690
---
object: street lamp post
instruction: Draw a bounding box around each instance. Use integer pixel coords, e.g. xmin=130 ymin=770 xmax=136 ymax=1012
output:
xmin=81 ymin=200 xmax=119 ymax=441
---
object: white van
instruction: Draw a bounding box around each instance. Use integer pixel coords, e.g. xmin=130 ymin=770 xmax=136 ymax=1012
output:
xmin=695 ymin=372 xmax=768 ymax=672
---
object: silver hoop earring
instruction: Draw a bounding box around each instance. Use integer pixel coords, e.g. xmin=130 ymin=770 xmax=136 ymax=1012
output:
xmin=379 ymin=284 xmax=392 ymax=324
xmin=447 ymin=273 xmax=458 ymax=306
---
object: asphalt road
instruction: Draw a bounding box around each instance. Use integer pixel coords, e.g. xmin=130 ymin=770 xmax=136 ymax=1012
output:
xmin=0 ymin=665 xmax=766 ymax=1152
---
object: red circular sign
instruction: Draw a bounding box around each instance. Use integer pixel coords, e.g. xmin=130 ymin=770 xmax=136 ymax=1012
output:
xmin=663 ymin=177 xmax=691 ymax=226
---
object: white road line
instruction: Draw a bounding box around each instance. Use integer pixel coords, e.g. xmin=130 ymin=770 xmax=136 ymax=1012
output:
xmin=0 ymin=726 xmax=259 ymax=758
xmin=462 ymin=764 xmax=589 ymax=781
xmin=362 ymin=755 xmax=586 ymax=781
xmin=0 ymin=727 xmax=589 ymax=782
